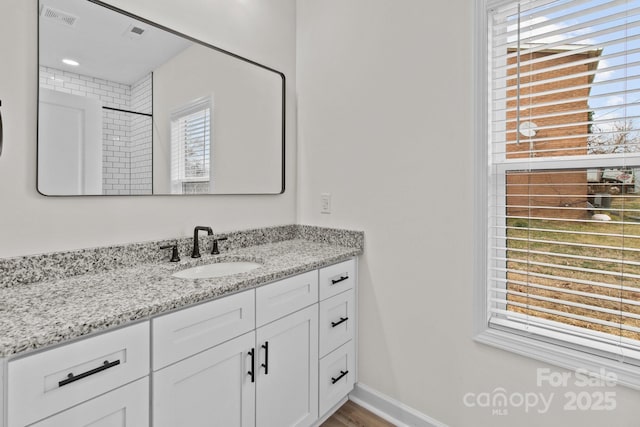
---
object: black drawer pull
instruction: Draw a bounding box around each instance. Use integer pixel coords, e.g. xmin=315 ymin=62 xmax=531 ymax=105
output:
xmin=331 ymin=317 xmax=349 ymax=328
xmin=261 ymin=341 xmax=269 ymax=375
xmin=59 ymin=359 xmax=120 ymax=387
xmin=248 ymin=348 xmax=255 ymax=383
xmin=331 ymin=275 xmax=349 ymax=285
xmin=331 ymin=370 xmax=349 ymax=384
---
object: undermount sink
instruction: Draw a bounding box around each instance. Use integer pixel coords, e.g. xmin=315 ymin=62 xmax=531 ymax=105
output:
xmin=172 ymin=262 xmax=261 ymax=279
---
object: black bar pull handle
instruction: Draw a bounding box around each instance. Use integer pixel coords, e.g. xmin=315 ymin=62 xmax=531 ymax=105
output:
xmin=58 ymin=359 xmax=121 ymax=387
xmin=247 ymin=348 xmax=255 ymax=383
xmin=261 ymin=341 xmax=269 ymax=375
xmin=0 ymin=99 xmax=4 ymax=158
xmin=331 ymin=317 xmax=349 ymax=328
xmin=331 ymin=370 xmax=349 ymax=384
xmin=331 ymin=275 xmax=349 ymax=285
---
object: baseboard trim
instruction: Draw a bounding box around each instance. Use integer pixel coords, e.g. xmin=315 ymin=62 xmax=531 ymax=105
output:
xmin=311 ymin=396 xmax=349 ymax=427
xmin=349 ymin=383 xmax=448 ymax=427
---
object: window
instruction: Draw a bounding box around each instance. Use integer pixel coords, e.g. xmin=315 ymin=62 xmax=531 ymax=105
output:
xmin=170 ymin=98 xmax=211 ymax=194
xmin=477 ymin=0 xmax=640 ymax=387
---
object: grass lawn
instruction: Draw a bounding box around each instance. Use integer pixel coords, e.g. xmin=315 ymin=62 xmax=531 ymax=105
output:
xmin=505 ymin=193 xmax=640 ymax=341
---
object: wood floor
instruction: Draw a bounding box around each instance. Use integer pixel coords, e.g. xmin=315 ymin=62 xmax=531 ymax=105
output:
xmin=321 ymin=400 xmax=396 ymax=427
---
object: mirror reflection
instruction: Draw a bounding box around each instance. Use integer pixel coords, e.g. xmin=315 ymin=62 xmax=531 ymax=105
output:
xmin=38 ymin=0 xmax=284 ymax=196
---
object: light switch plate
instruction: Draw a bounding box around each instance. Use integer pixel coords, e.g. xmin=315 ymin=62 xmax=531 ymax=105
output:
xmin=321 ymin=193 xmax=331 ymax=214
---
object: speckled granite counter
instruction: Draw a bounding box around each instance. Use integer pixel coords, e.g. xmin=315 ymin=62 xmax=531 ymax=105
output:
xmin=0 ymin=226 xmax=363 ymax=358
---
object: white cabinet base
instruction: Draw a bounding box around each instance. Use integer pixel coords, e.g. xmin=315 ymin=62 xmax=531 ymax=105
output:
xmin=3 ymin=258 xmax=357 ymax=427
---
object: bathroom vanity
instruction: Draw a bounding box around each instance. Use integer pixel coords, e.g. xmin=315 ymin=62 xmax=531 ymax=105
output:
xmin=4 ymin=0 xmax=359 ymax=423
xmin=0 ymin=226 xmax=362 ymax=427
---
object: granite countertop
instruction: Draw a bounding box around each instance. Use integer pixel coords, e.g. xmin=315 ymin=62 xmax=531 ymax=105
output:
xmin=0 ymin=238 xmax=361 ymax=358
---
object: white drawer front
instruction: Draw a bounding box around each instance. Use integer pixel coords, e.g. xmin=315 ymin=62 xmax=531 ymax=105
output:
xmin=152 ymin=290 xmax=255 ymax=370
xmin=31 ymin=377 xmax=149 ymax=427
xmin=319 ymin=340 xmax=355 ymax=416
xmin=319 ymin=289 xmax=355 ymax=358
xmin=319 ymin=259 xmax=355 ymax=301
xmin=8 ymin=321 xmax=149 ymax=427
xmin=256 ymin=271 xmax=318 ymax=327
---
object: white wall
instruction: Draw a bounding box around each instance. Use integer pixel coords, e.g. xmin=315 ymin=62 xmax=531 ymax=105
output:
xmin=296 ymin=1 xmax=640 ymax=426
xmin=0 ymin=0 xmax=296 ymax=257
xmin=153 ymin=44 xmax=282 ymax=194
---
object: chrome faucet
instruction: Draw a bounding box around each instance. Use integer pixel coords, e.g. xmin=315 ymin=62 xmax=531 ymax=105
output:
xmin=191 ymin=226 xmax=213 ymax=258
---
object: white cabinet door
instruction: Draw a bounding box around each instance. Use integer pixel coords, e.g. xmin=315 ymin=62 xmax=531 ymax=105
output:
xmin=31 ymin=378 xmax=149 ymax=427
xmin=256 ymin=305 xmax=318 ymax=427
xmin=153 ymin=331 xmax=255 ymax=427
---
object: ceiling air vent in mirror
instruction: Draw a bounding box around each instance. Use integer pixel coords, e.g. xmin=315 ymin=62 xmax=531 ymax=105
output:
xmin=40 ymin=5 xmax=78 ymax=28
xmin=123 ymin=24 xmax=146 ymax=39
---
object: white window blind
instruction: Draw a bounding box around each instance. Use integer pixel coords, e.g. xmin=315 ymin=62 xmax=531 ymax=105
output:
xmin=488 ymin=0 xmax=640 ymax=365
xmin=170 ymin=98 xmax=211 ymax=194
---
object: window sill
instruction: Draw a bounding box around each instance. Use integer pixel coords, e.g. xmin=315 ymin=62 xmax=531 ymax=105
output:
xmin=474 ymin=327 xmax=640 ymax=391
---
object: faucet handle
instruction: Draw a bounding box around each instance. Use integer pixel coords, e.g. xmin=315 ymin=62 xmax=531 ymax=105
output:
xmin=211 ymin=237 xmax=228 ymax=255
xmin=160 ymin=243 xmax=181 ymax=262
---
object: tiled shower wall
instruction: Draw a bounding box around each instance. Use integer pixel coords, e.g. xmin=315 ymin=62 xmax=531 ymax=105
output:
xmin=39 ymin=67 xmax=152 ymax=194
xmin=130 ymin=74 xmax=153 ymax=195
xmin=103 ymin=109 xmax=131 ymax=194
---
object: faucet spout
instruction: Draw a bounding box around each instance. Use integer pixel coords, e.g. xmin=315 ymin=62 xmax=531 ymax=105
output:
xmin=192 ymin=226 xmax=213 ymax=258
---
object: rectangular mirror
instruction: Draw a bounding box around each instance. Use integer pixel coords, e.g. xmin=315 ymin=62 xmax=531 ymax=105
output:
xmin=38 ymin=0 xmax=285 ymax=195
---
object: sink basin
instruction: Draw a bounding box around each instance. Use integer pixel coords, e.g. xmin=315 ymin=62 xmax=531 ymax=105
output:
xmin=172 ymin=262 xmax=261 ymax=279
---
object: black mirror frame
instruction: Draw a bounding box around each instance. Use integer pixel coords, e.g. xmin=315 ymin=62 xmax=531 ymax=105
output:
xmin=36 ymin=0 xmax=285 ymax=196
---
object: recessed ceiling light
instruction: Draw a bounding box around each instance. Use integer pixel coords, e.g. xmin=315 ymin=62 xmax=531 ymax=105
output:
xmin=62 ymin=58 xmax=79 ymax=66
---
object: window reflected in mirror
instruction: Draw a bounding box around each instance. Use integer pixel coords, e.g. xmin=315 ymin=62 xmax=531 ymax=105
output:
xmin=170 ymin=98 xmax=211 ymax=194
